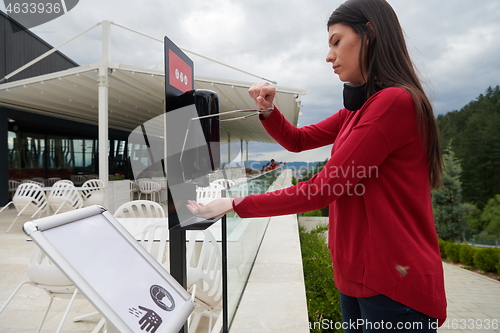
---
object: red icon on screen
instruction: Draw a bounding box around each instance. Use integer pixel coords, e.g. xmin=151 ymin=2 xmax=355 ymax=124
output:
xmin=169 ymin=50 xmax=192 ymax=92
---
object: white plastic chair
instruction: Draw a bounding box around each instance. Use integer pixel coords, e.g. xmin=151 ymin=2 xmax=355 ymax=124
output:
xmin=211 ymin=179 xmax=234 ymax=189
xmin=71 ymin=175 xmax=86 ymax=186
xmin=139 ymin=223 xmax=170 ymax=269
xmin=136 ymin=177 xmax=151 ymax=182
xmin=138 ymin=180 xmax=162 ymax=202
xmin=115 ymin=201 xmax=169 ymax=268
xmin=0 ymin=183 xmax=48 ymax=233
xmin=113 ymin=200 xmax=165 ymax=218
xmin=187 ymin=230 xmax=222 ymax=332
xmin=47 ymin=181 xmax=83 ymax=215
xmin=53 ymin=179 xmax=74 ymax=185
xmin=21 ymin=179 xmax=44 ymax=187
xmin=80 ymin=179 xmax=105 ymax=207
xmin=196 ymin=184 xmax=223 ymax=205
xmin=129 ymin=181 xmax=140 ymax=200
xmin=8 ymin=179 xmax=20 ymax=198
xmin=0 ymin=245 xmax=85 ymax=333
xmin=45 ymin=177 xmax=61 ymax=186
xmin=151 ymin=177 xmax=168 ymax=189
xmin=226 ymin=181 xmax=248 ymax=198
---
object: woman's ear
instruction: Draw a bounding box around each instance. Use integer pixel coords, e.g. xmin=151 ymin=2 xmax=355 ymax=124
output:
xmin=366 ymin=22 xmax=376 ymax=41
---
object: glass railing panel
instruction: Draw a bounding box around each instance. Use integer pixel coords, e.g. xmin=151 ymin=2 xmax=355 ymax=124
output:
xmin=187 ymin=167 xmax=285 ymax=333
xmin=223 ymin=167 xmax=283 ymax=329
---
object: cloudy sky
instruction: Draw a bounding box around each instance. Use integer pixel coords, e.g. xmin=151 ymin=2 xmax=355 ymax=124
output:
xmin=2 ymin=0 xmax=499 ymax=163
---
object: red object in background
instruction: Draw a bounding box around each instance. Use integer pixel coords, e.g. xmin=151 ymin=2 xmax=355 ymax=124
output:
xmin=168 ymin=49 xmax=193 ymax=93
xmin=264 ymin=161 xmax=280 ymax=171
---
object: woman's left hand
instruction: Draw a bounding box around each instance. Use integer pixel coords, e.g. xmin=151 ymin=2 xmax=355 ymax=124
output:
xmin=248 ymin=82 xmax=276 ymax=118
xmin=186 ymin=198 xmax=235 ymax=220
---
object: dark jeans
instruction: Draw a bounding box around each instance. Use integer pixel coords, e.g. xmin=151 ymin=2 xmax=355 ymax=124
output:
xmin=340 ymin=293 xmax=438 ymax=332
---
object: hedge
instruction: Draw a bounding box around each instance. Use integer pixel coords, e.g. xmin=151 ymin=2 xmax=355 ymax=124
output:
xmin=438 ymin=239 xmax=447 ymax=259
xmin=445 ymin=242 xmax=461 ymax=263
xmin=459 ymin=244 xmax=477 ymax=267
xmin=474 ymin=248 xmax=500 ymax=273
xmin=299 ymin=224 xmax=343 ymax=333
xmin=299 ymin=236 xmax=499 ymax=333
xmin=439 ymin=239 xmax=500 ymax=274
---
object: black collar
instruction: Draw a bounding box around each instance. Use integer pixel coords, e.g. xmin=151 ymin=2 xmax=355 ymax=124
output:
xmin=343 ymin=83 xmax=367 ymax=111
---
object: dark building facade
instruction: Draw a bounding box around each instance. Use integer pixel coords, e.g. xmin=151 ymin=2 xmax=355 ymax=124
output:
xmin=0 ymin=11 xmax=130 ymax=205
xmin=1 ymin=11 xmax=78 ymax=83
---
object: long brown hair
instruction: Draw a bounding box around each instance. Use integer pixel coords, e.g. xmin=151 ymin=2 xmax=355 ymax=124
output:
xmin=328 ymin=0 xmax=443 ymax=189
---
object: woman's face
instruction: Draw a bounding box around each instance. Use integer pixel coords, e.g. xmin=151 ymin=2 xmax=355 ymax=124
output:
xmin=326 ymin=23 xmax=366 ymax=86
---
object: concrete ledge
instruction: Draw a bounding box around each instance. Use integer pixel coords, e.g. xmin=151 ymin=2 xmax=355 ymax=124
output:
xmin=297 ymin=216 xmax=328 ymax=232
xmin=229 ymin=214 xmax=309 ymax=333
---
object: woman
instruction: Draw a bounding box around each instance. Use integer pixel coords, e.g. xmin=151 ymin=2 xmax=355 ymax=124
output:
xmin=187 ymin=0 xmax=447 ymax=331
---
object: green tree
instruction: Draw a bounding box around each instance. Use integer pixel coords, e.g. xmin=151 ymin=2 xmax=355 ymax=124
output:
xmin=465 ymin=203 xmax=484 ymax=233
xmin=432 ymin=146 xmax=467 ymax=241
xmin=300 ymin=158 xmax=329 ymax=182
xmin=436 ymin=86 xmax=500 ymax=209
xmin=482 ymin=194 xmax=500 ymax=235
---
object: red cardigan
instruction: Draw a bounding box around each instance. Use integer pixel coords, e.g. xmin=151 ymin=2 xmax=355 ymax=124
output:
xmin=233 ymin=87 xmax=447 ymax=323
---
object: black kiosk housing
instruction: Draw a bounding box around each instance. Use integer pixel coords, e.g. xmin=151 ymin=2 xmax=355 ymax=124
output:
xmin=164 ymin=36 xmax=221 ymax=231
xmin=164 ymin=36 xmax=229 ymax=333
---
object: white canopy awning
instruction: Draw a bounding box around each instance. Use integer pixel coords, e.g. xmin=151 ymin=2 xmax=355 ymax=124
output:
xmin=0 ymin=20 xmax=307 ymax=190
xmin=0 ymin=62 xmax=305 ymax=143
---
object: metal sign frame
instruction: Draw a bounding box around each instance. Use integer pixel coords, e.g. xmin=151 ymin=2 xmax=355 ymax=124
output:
xmin=23 ymin=205 xmax=194 ymax=333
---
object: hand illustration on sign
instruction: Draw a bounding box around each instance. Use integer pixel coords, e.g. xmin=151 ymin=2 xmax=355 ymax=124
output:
xmin=138 ymin=306 xmax=163 ymax=333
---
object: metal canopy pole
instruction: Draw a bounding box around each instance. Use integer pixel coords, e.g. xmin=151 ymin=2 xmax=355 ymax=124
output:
xmin=240 ymin=139 xmax=243 ymax=167
xmin=98 ymin=21 xmax=111 ymax=207
xmin=246 ymin=141 xmax=249 ymax=169
xmin=227 ymin=132 xmax=231 ymax=167
xmin=222 ymin=214 xmax=228 ymax=332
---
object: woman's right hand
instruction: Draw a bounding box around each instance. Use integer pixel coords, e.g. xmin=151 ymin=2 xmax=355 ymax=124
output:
xmin=186 ymin=198 xmax=234 ymax=220
xmin=249 ymin=82 xmax=276 ymax=119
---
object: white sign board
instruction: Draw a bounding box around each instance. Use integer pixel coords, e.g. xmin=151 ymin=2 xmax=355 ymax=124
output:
xmin=24 ymin=206 xmax=193 ymax=333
